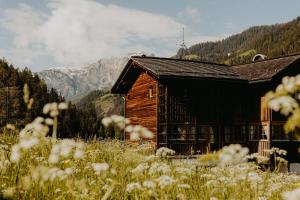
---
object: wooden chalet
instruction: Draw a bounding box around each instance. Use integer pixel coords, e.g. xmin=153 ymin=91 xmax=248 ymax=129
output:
xmin=111 ymin=54 xmax=300 ymax=161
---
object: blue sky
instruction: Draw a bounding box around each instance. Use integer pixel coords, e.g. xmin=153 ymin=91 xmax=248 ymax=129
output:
xmin=0 ymin=0 xmax=299 ymax=71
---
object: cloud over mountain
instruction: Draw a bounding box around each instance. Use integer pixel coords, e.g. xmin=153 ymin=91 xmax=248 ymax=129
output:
xmin=0 ymin=0 xmax=182 ymax=69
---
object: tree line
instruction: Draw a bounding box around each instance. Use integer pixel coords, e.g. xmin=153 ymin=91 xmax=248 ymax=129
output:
xmin=0 ymin=59 xmax=103 ymax=139
xmin=176 ymin=16 xmax=300 ymax=65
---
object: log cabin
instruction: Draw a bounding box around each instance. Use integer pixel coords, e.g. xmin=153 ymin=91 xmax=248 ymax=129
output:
xmin=111 ymin=54 xmax=300 ymax=162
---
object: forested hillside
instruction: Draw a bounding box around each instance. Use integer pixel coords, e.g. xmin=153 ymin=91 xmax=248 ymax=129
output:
xmin=0 ymin=59 xmax=102 ymax=138
xmin=176 ymin=16 xmax=300 ymax=64
xmin=75 ymin=89 xmax=124 ymax=138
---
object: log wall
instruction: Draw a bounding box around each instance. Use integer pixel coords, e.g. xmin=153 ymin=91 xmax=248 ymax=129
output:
xmin=125 ymin=72 xmax=157 ymax=143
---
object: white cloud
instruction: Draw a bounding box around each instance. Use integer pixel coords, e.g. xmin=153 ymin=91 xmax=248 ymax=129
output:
xmin=178 ymin=5 xmax=201 ymax=23
xmin=0 ymin=0 xmax=182 ymax=68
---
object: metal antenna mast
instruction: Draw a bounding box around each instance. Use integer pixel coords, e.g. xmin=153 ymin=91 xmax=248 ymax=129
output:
xmin=180 ymin=27 xmax=187 ymax=49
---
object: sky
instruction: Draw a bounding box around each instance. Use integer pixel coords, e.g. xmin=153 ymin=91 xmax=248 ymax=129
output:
xmin=0 ymin=0 xmax=299 ymax=71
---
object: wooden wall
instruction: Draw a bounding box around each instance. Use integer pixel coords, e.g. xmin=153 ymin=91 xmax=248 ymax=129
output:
xmin=125 ymin=72 xmax=157 ymax=143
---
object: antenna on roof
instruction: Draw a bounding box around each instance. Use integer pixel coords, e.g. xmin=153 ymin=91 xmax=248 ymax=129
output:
xmin=179 ymin=27 xmax=187 ymax=50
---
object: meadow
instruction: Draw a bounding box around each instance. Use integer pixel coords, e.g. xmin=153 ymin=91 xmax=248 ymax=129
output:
xmin=0 ymin=115 xmax=300 ymax=200
xmin=1 ymin=75 xmax=300 ymax=200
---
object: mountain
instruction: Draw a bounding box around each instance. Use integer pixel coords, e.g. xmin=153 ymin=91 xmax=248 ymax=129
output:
xmin=38 ymin=57 xmax=129 ymax=101
xmin=176 ymin=16 xmax=300 ymax=65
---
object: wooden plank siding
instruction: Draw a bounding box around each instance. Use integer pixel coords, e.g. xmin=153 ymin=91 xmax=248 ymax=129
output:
xmin=125 ymin=72 xmax=158 ymax=143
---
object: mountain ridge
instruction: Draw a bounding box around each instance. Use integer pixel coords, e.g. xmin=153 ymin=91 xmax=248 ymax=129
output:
xmin=176 ymin=16 xmax=300 ymax=65
xmin=38 ymin=57 xmax=129 ymax=101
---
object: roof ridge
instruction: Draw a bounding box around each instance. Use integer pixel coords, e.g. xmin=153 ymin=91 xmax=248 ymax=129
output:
xmin=131 ymin=56 xmax=229 ymax=67
xmin=231 ymin=52 xmax=300 ymax=67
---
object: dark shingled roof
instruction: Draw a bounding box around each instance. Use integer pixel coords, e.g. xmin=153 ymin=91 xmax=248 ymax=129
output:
xmin=231 ymin=54 xmax=300 ymax=82
xmin=131 ymin=56 xmax=243 ymax=80
xmin=112 ymin=53 xmax=300 ymax=93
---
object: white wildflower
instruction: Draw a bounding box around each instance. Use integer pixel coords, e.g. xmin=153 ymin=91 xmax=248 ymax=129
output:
xmin=45 ymin=118 xmax=54 ymax=125
xmin=73 ymin=150 xmax=84 ymax=159
xmin=19 ymin=137 xmax=39 ymax=149
xmin=131 ymin=163 xmax=149 ymax=174
xmin=10 ymin=145 xmax=21 ymax=163
xmin=156 ymin=175 xmax=176 ymax=189
xmin=218 ymin=144 xmax=249 ymax=166
xmin=50 ymin=110 xmax=59 ymax=117
xmin=126 ymin=182 xmax=142 ymax=193
xmin=6 ymin=124 xmax=16 ymax=130
xmin=156 ymin=147 xmax=175 ymax=158
xmin=144 ymin=155 xmax=156 ymax=162
xmin=178 ymin=184 xmax=191 ymax=189
xmin=177 ymin=193 xmax=186 ymax=200
xmin=276 ymin=157 xmax=288 ymax=164
xmin=268 ymin=96 xmax=298 ymax=115
xmin=2 ymin=187 xmax=15 ymax=199
xmin=91 ymin=163 xmax=109 ymax=174
xmin=175 ymin=167 xmax=193 ymax=175
xmin=149 ymin=162 xmax=170 ymax=175
xmin=58 ymin=102 xmax=68 ymax=110
xmin=64 ymin=167 xmax=74 ymax=175
xmin=48 ymin=154 xmax=59 ymax=164
xmin=102 ymin=117 xmax=112 ymax=127
xmin=43 ymin=103 xmax=51 ymax=114
xmin=143 ymin=180 xmax=156 ymax=189
xmin=130 ymin=132 xmax=140 ymax=141
xmin=283 ymin=188 xmax=300 ymax=200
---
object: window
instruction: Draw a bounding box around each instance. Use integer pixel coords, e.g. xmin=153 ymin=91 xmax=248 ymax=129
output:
xmin=224 ymin=127 xmax=233 ymax=143
xmin=249 ymin=124 xmax=268 ymax=140
xmin=198 ymin=126 xmax=213 ymax=140
xmin=260 ymin=125 xmax=268 ymax=140
xmin=272 ymin=124 xmax=288 ymax=140
xmin=149 ymin=87 xmax=153 ymax=98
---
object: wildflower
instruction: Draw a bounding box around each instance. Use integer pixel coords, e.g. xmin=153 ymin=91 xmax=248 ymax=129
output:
xmin=282 ymin=187 xmax=300 ymax=200
xmin=64 ymin=167 xmax=74 ymax=175
xmin=73 ymin=150 xmax=84 ymax=159
xmin=126 ymin=182 xmax=142 ymax=193
xmin=127 ymin=125 xmax=154 ymax=140
xmin=6 ymin=124 xmax=16 ymax=130
xmin=130 ymin=132 xmax=140 ymax=141
xmin=156 ymin=175 xmax=176 ymax=189
xmin=177 ymin=193 xmax=186 ymax=200
xmin=10 ymin=145 xmax=21 ymax=163
xmin=175 ymin=167 xmax=193 ymax=175
xmin=156 ymin=147 xmax=175 ymax=158
xmin=58 ymin=102 xmax=68 ymax=110
xmin=43 ymin=103 xmax=51 ymax=114
xmin=102 ymin=117 xmax=113 ymax=127
xmin=110 ymin=168 xmax=117 ymax=175
xmin=91 ymin=163 xmax=109 ymax=174
xmin=45 ymin=118 xmax=54 ymax=125
xmin=131 ymin=163 xmax=149 ymax=174
xmin=54 ymin=188 xmax=62 ymax=193
xmin=2 ymin=187 xmax=16 ymax=199
xmin=178 ymin=184 xmax=191 ymax=189
xmin=149 ymin=162 xmax=170 ymax=175
xmin=0 ymin=159 xmax=10 ymax=169
xmin=276 ymin=157 xmax=288 ymax=164
xmin=143 ymin=180 xmax=156 ymax=189
xmin=19 ymin=137 xmax=39 ymax=149
xmin=257 ymin=155 xmax=270 ymax=164
xmin=268 ymin=96 xmax=298 ymax=116
xmin=144 ymin=155 xmax=156 ymax=162
xmin=218 ymin=144 xmax=249 ymax=166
